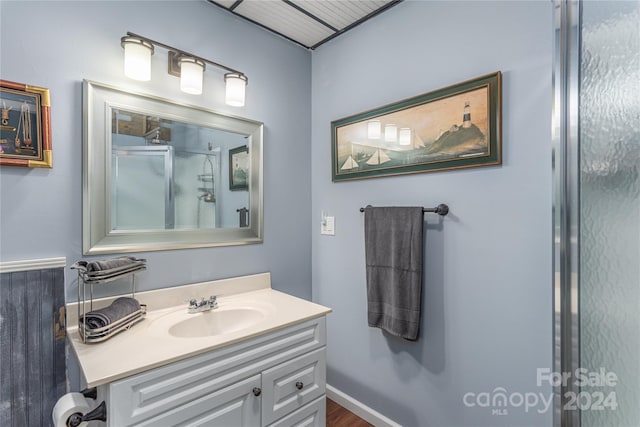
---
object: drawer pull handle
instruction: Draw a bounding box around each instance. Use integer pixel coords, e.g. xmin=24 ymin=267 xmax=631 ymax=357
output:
xmin=295 ymin=381 xmax=304 ymax=390
xmin=252 ymin=387 xmax=262 ymax=397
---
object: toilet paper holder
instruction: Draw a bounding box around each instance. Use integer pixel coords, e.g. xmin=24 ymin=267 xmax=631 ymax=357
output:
xmin=66 ymin=401 xmax=106 ymax=427
xmin=67 ymin=388 xmax=106 ymax=427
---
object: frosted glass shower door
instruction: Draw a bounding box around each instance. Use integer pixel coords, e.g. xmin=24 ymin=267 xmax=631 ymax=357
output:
xmin=111 ymin=146 xmax=174 ymax=230
xmin=579 ymin=2 xmax=639 ymax=426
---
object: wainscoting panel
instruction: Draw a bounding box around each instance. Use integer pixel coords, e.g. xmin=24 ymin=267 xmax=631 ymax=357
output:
xmin=0 ymin=264 xmax=66 ymax=427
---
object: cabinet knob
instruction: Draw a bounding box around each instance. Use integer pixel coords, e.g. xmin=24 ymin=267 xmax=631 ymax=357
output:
xmin=295 ymin=381 xmax=304 ymax=390
xmin=252 ymin=387 xmax=262 ymax=397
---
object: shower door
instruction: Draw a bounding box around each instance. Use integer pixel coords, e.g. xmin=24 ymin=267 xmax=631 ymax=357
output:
xmin=111 ymin=146 xmax=175 ymax=230
xmin=553 ymin=1 xmax=639 ymax=426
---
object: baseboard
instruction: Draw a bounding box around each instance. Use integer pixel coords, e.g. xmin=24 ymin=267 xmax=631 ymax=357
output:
xmin=326 ymin=384 xmax=402 ymax=427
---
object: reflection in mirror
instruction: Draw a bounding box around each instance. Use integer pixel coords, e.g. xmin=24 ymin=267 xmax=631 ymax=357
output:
xmin=83 ymin=81 xmax=263 ymax=254
xmin=110 ymin=108 xmax=249 ymax=231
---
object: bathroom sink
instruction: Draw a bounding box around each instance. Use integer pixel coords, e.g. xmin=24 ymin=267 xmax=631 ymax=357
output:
xmin=168 ymin=307 xmax=266 ymax=338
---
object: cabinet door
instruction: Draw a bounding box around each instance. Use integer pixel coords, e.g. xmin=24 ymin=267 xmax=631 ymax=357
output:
xmin=133 ymin=374 xmax=261 ymax=427
xmin=261 ymin=348 xmax=326 ymax=426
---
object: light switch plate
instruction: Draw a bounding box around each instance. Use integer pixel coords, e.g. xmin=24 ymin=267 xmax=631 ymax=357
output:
xmin=321 ymin=216 xmax=335 ymax=235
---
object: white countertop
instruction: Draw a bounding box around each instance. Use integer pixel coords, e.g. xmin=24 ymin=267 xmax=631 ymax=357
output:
xmin=67 ymin=273 xmax=331 ymax=388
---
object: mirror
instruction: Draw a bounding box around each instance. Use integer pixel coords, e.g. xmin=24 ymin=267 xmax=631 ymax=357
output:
xmin=83 ymin=80 xmax=263 ymax=254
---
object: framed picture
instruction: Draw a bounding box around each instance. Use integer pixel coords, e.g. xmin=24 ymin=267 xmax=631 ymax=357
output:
xmin=229 ymin=145 xmax=249 ymax=190
xmin=331 ymin=72 xmax=501 ymax=182
xmin=0 ymin=80 xmax=52 ymax=168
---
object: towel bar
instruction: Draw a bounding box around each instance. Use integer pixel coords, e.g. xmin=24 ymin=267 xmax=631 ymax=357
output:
xmin=359 ymin=204 xmax=449 ymax=216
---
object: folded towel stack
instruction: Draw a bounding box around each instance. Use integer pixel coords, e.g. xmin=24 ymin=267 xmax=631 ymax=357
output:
xmin=80 ymin=297 xmax=142 ymax=330
xmin=81 ymin=256 xmax=142 ymax=272
xmin=72 ymin=256 xmax=146 ymax=273
xmin=71 ymin=256 xmax=146 ymax=281
xmin=72 ymin=256 xmax=147 ymax=342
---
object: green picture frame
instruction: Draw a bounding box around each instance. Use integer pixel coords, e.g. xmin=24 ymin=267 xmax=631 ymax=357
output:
xmin=229 ymin=145 xmax=249 ymax=191
xmin=331 ymin=71 xmax=501 ymax=182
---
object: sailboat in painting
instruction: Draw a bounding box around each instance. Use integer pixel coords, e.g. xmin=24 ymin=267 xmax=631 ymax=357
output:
xmin=341 ymin=155 xmax=359 ymax=170
xmin=366 ymin=149 xmax=391 ymax=166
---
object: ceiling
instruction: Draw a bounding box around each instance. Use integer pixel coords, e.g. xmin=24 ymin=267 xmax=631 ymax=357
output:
xmin=207 ymin=0 xmax=403 ymax=50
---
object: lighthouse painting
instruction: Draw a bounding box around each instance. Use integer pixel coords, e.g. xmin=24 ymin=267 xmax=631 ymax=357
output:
xmin=331 ymin=72 xmax=501 ymax=182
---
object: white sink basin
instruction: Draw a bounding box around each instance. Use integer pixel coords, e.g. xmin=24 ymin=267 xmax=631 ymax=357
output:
xmin=168 ymin=307 xmax=266 ymax=338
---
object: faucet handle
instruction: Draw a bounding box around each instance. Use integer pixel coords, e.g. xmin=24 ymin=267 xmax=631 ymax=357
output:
xmin=188 ymin=299 xmax=198 ymax=308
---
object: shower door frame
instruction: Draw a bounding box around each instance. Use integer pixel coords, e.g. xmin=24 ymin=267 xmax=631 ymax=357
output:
xmin=552 ymin=1 xmax=580 ymax=426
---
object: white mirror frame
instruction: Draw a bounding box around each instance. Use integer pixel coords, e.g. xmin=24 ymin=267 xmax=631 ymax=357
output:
xmin=82 ymin=80 xmax=263 ymax=255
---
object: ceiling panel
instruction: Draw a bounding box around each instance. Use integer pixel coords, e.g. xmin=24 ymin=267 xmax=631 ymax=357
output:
xmin=290 ymin=0 xmax=389 ymax=30
xmin=208 ymin=0 xmax=402 ymax=49
xmin=212 ymin=0 xmax=237 ymax=7
xmin=234 ymin=1 xmax=335 ymax=48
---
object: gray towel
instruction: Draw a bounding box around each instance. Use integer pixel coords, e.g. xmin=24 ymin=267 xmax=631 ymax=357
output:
xmin=71 ymin=256 xmax=147 ymax=278
xmin=80 ymin=297 xmax=141 ymax=330
xmin=85 ymin=256 xmax=141 ymax=272
xmin=364 ymin=206 xmax=424 ymax=341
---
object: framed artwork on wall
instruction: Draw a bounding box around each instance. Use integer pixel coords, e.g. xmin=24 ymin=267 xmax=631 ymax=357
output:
xmin=331 ymin=71 xmax=501 ymax=182
xmin=0 ymin=80 xmax=52 ymax=168
xmin=229 ymin=145 xmax=249 ymax=190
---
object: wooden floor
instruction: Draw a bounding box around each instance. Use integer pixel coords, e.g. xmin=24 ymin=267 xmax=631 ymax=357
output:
xmin=326 ymin=398 xmax=374 ymax=427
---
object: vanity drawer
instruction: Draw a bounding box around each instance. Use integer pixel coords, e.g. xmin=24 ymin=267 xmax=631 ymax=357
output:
xmin=261 ymin=347 xmax=326 ymax=426
xmin=267 ymin=396 xmax=326 ymax=427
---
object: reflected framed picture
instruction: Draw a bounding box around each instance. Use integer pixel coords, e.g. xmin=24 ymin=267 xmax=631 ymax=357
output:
xmin=229 ymin=145 xmax=249 ymax=190
xmin=0 ymin=80 xmax=52 ymax=168
xmin=331 ymin=72 xmax=501 ymax=182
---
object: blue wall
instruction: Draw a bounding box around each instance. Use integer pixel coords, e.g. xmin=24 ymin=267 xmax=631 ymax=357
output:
xmin=311 ymin=1 xmax=553 ymax=425
xmin=0 ymin=1 xmax=312 ymax=299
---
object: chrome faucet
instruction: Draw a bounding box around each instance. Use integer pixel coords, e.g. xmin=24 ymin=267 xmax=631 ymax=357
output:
xmin=188 ymin=296 xmax=218 ymax=314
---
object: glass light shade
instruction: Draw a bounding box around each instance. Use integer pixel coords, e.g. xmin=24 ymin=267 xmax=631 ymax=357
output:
xmin=121 ymin=37 xmax=153 ymax=81
xmin=225 ymin=73 xmax=248 ymax=107
xmin=399 ymin=128 xmax=412 ymax=146
xmin=385 ymin=124 xmax=398 ymax=142
xmin=179 ymin=57 xmax=205 ymax=95
xmin=367 ymin=120 xmax=381 ymax=139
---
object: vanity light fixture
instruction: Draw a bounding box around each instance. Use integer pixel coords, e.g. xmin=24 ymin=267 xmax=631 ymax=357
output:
xmin=179 ymin=57 xmax=205 ymax=95
xmin=225 ymin=73 xmax=248 ymax=107
xmin=121 ymin=36 xmax=154 ymax=81
xmin=120 ymin=32 xmax=248 ymax=107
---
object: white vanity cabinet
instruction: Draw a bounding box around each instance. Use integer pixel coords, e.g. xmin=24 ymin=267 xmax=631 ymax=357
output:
xmin=101 ymin=316 xmax=327 ymax=427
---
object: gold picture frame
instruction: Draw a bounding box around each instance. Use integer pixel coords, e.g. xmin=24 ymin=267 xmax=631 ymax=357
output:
xmin=0 ymin=79 xmax=52 ymax=168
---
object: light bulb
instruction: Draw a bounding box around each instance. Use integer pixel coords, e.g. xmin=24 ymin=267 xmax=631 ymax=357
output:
xmin=225 ymin=73 xmax=248 ymax=107
xmin=180 ymin=57 xmax=205 ymax=95
xmin=121 ymin=36 xmax=153 ymax=81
